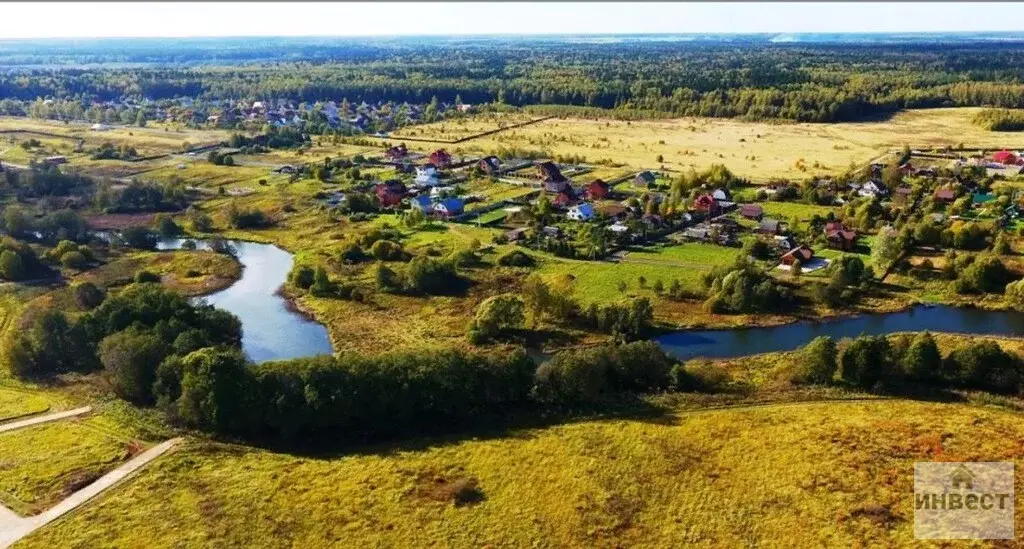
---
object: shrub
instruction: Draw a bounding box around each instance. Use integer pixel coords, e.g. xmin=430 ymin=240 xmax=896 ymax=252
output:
xmin=289 ymin=265 xmax=315 ymax=289
xmin=945 ymin=341 xmax=1022 ymax=394
xmin=73 ymin=282 xmax=105 ymax=309
xmin=900 ymin=332 xmax=943 ymax=383
xmin=497 ymin=249 xmax=536 ymax=267
xmin=471 ymin=295 xmax=525 ymax=342
xmin=534 ymin=342 xmax=675 ymax=403
xmin=370 ymin=239 xmax=406 ymax=261
xmin=60 ymin=250 xmax=88 ymax=269
xmin=406 ymin=256 xmax=461 ymax=295
xmin=954 ymin=256 xmax=1009 ymax=294
xmin=839 ymin=335 xmax=895 ymax=389
xmin=121 ymin=226 xmax=158 ymax=250
xmin=135 ymin=270 xmax=161 ymax=284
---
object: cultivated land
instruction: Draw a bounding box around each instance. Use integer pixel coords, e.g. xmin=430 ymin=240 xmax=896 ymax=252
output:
xmin=391 ymin=107 xmax=1024 ymax=180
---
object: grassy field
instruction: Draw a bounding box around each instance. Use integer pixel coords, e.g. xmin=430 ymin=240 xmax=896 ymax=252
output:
xmin=15 ymin=397 xmax=1024 ymax=548
xmin=759 ymin=201 xmax=837 ymax=222
xmin=0 ymin=117 xmax=230 ymax=156
xmin=386 ymin=108 xmax=1024 ymax=180
xmin=76 ymin=251 xmax=242 ymax=297
xmin=390 ymin=112 xmax=543 ymax=142
xmin=0 ymin=387 xmax=50 ymax=420
xmin=0 ymin=416 xmax=142 ymax=516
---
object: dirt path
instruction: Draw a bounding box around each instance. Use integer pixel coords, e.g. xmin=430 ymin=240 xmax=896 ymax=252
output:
xmin=0 ymin=407 xmax=91 ymax=434
xmin=0 ymin=437 xmax=182 ymax=549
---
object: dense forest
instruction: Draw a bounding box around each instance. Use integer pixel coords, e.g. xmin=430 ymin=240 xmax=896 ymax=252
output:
xmin=4 ymin=36 xmax=1024 ymax=121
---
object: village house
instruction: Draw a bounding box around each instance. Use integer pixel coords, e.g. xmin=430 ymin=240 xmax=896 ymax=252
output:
xmin=375 ymin=180 xmax=407 ymax=208
xmin=385 ymin=144 xmax=409 ymax=162
xmin=415 ymin=164 xmax=441 ymax=187
xmin=858 ymin=180 xmax=888 ymax=199
xmin=780 ymin=245 xmax=814 ymax=266
xmin=739 ymin=204 xmax=764 ymax=220
xmin=694 ymin=194 xmax=721 ymax=216
xmin=634 ymin=171 xmax=656 ymax=188
xmin=992 ymin=150 xmax=1021 ymax=165
xmin=478 ymin=156 xmax=501 ymax=175
xmin=584 ymin=180 xmax=610 ymax=200
xmin=773 ymin=235 xmax=796 ymax=252
xmin=433 ymin=197 xmax=465 ymax=217
xmin=759 ymin=218 xmax=785 ymax=235
xmin=410 ymin=195 xmax=433 ymax=214
xmin=43 ymin=156 xmax=68 ymax=166
xmin=429 ymin=149 xmax=453 ymax=168
xmin=597 ymin=203 xmax=628 ymax=220
xmin=537 ymin=161 xmax=568 ymax=184
xmin=505 ymin=227 xmax=529 ymax=242
xmin=545 ymin=179 xmax=573 ymax=194
xmin=567 ymin=203 xmax=596 ymax=221
xmin=893 ymin=186 xmax=913 ymax=204
xmin=553 ymin=190 xmax=575 ymax=207
xmin=273 ymin=165 xmax=296 ymax=174
xmin=933 ymin=188 xmax=957 ymax=203
xmin=711 ymin=188 xmax=731 ymax=202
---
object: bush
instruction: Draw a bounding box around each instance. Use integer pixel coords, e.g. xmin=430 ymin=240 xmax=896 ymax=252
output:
xmin=60 ymin=250 xmax=88 ymax=269
xmin=945 ymin=341 xmax=1022 ymax=394
xmin=370 ymin=239 xmax=406 ymax=261
xmin=534 ymin=342 xmax=675 ymax=403
xmin=405 ymin=256 xmax=461 ymax=295
xmin=289 ymin=265 xmax=315 ymax=289
xmin=135 ymin=270 xmax=161 ymax=283
xmin=471 ymin=294 xmax=525 ymax=342
xmin=121 ymin=226 xmax=158 ymax=250
xmin=954 ymin=256 xmax=1009 ymax=294
xmin=6 ymin=309 xmax=95 ymax=377
xmin=310 ymin=267 xmax=334 ymax=297
xmin=177 ymin=347 xmax=255 ymax=434
xmin=73 ymin=282 xmax=105 ymax=309
xmin=497 ymin=249 xmax=536 ymax=267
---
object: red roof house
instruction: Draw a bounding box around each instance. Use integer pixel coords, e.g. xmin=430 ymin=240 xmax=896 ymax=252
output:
xmin=429 ymin=149 xmax=452 ymax=168
xmin=934 ymin=188 xmax=957 ymax=202
xmin=739 ymin=204 xmax=764 ymax=220
xmin=992 ymin=150 xmax=1018 ymax=165
xmin=585 ymin=179 xmax=610 ymax=200
xmin=694 ymin=194 xmax=721 ymax=216
xmin=781 ymin=245 xmax=814 ymax=266
xmin=374 ymin=180 xmax=406 ymax=208
xmin=553 ymin=191 xmax=575 ymax=207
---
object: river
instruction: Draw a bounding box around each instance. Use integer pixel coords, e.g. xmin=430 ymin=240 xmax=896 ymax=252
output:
xmin=153 ymin=238 xmax=1024 ymax=364
xmin=655 ymin=304 xmax=1024 ymax=361
xmin=156 ymin=238 xmax=334 ymax=363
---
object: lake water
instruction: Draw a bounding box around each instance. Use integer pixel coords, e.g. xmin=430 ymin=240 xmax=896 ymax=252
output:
xmin=156 ymin=238 xmax=334 ymax=363
xmin=655 ymin=304 xmax=1024 ymax=361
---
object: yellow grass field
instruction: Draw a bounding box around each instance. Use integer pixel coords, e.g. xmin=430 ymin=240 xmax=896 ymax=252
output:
xmin=16 ymin=398 xmax=1024 ymax=548
xmin=389 ymin=108 xmax=1024 ymax=180
xmin=390 ymin=112 xmax=543 ymax=142
xmin=0 ymin=117 xmax=230 ymax=157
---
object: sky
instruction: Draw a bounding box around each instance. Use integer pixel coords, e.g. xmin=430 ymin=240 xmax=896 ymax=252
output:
xmin=4 ymin=2 xmax=1024 ymax=39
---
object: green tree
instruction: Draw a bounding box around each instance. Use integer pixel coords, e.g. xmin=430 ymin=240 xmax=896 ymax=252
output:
xmin=871 ymin=226 xmax=904 ymax=272
xmin=794 ymin=336 xmax=838 ymax=385
xmin=99 ymin=328 xmax=168 ymax=404
xmin=901 ymin=332 xmax=943 ymax=383
xmin=0 ymin=250 xmax=25 ymax=281
xmin=839 ymin=335 xmax=894 ymax=389
xmin=177 ymin=347 xmax=253 ymax=433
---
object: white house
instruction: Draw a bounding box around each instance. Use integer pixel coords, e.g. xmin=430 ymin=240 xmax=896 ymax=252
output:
xmin=711 ymin=188 xmax=731 ymax=201
xmin=857 ymin=180 xmax=888 ymax=198
xmin=608 ymin=221 xmax=630 ymax=233
xmin=90 ymin=123 xmax=111 ymax=131
xmin=415 ymin=165 xmax=440 ymax=186
xmin=566 ymin=203 xmax=596 ymax=221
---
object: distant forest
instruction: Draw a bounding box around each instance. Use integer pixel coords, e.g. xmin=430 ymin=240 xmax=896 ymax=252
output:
xmin=4 ymin=36 xmax=1024 ymax=122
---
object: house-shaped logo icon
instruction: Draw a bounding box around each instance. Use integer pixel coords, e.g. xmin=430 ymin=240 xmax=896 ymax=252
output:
xmin=949 ymin=464 xmax=976 ymax=490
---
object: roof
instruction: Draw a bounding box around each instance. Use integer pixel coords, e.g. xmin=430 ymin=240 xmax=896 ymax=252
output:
xmin=761 ymin=218 xmax=781 ymax=231
xmin=973 ymin=193 xmax=996 ymax=204
xmin=571 ymin=203 xmax=595 ymax=216
xmin=993 ymin=150 xmax=1017 ymax=163
xmin=538 ymin=161 xmax=566 ymax=183
xmin=782 ymin=246 xmax=814 ymax=261
xmin=436 ymin=198 xmax=464 ymax=211
xmin=635 ymin=171 xmax=656 ymax=183
xmin=934 ymin=188 xmax=956 ymax=200
xmin=740 ymin=204 xmax=764 ymax=216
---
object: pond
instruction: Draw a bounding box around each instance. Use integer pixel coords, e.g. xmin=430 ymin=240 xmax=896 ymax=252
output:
xmin=654 ymin=304 xmax=1024 ymax=361
xmin=156 ymin=238 xmax=334 ymax=363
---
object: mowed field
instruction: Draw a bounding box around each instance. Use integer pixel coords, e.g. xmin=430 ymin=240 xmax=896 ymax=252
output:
xmin=391 ymin=107 xmax=1024 ymax=180
xmin=16 ymin=398 xmax=1024 ymax=548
